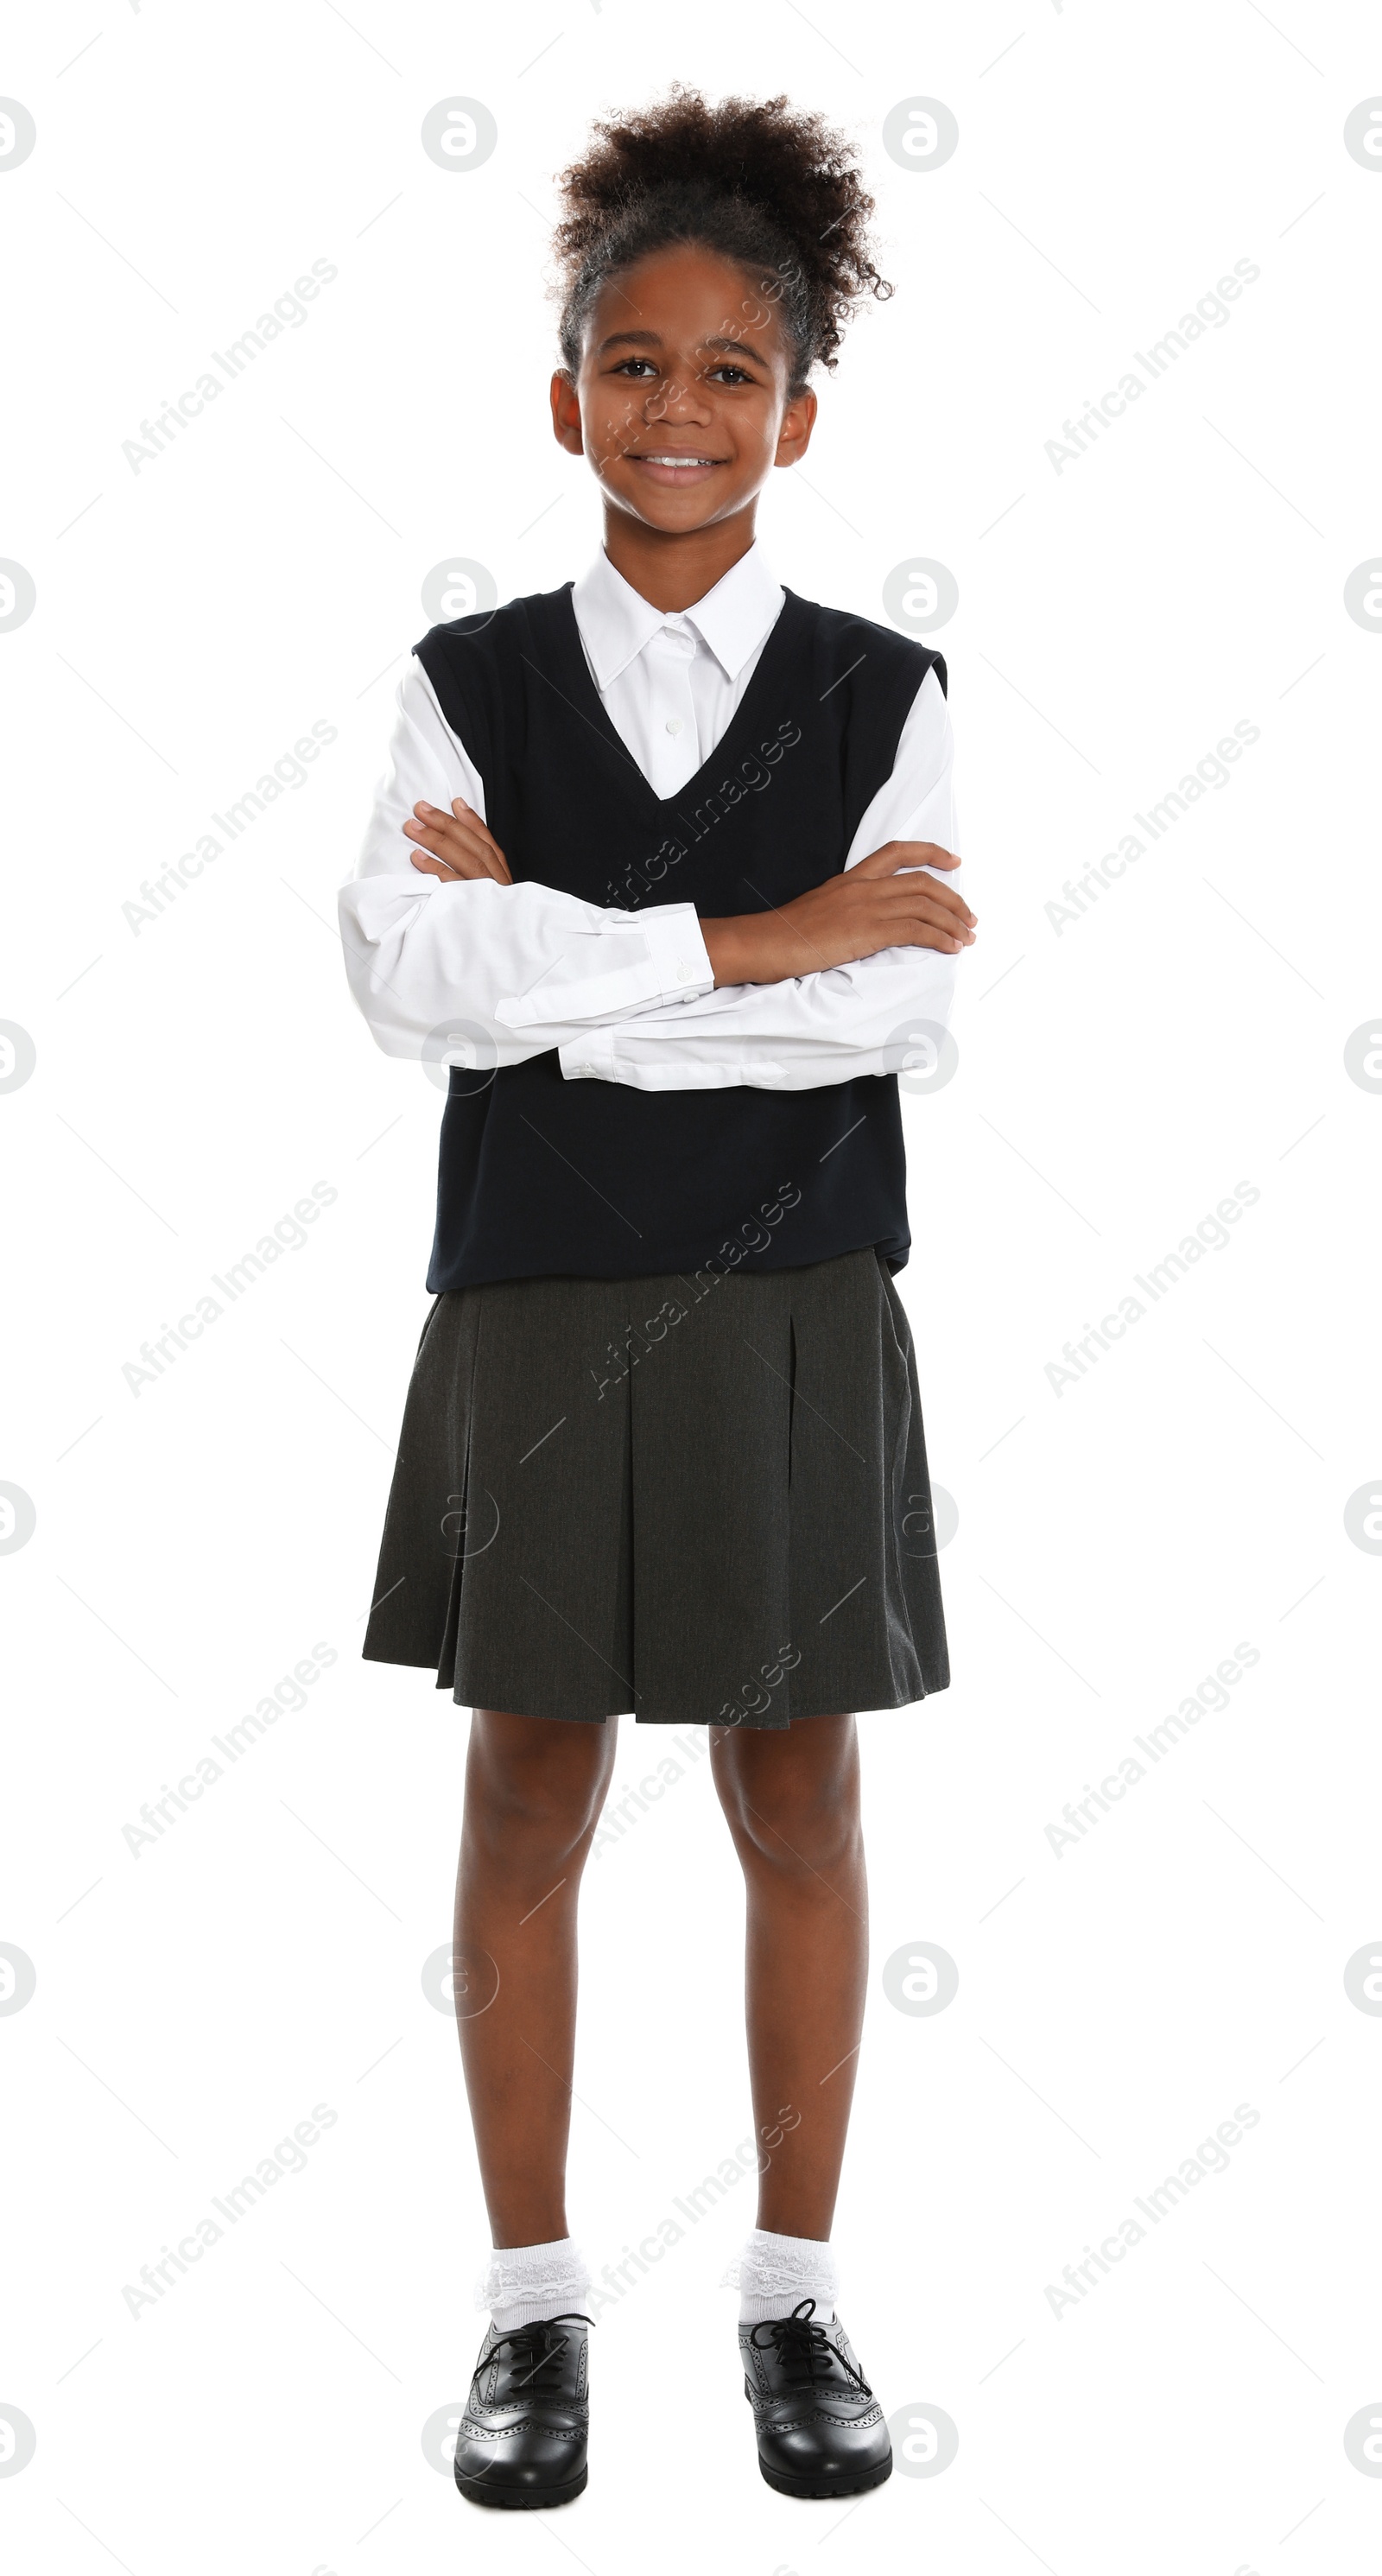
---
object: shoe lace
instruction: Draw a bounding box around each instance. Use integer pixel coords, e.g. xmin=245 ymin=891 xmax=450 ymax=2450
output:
xmin=749 ymin=2298 xmax=872 ymax=2396
xmin=476 ymin=2312 xmax=593 ymax=2397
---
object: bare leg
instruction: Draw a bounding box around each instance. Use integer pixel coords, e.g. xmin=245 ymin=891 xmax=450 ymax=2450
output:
xmin=453 ymin=1710 xmax=618 ymax=2248
xmin=709 ymin=1714 xmax=866 ymax=2237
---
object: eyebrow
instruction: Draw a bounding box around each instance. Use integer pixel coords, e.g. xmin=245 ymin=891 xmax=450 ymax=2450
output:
xmin=595 ymin=328 xmax=774 ymax=371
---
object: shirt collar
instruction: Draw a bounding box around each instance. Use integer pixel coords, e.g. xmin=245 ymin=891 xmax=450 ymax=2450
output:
xmin=571 ymin=542 xmax=784 ymax=689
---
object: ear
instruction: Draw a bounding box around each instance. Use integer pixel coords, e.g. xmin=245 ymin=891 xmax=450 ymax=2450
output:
xmin=550 ymin=370 xmax=585 ymax=457
xmin=773 ymin=385 xmax=817 ymax=470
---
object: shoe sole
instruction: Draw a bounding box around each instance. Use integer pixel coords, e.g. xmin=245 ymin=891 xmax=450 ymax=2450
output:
xmin=454 ymin=2465 xmax=587 ymax=2510
xmin=758 ymin=2452 xmax=892 ymax=2500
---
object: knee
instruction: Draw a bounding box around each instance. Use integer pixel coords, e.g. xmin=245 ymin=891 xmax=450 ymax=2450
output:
xmin=467 ymin=1720 xmax=612 ymax=1861
xmin=715 ymin=1737 xmax=861 ymax=1877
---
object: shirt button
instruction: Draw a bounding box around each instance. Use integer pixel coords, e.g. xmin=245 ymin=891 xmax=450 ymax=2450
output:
xmin=574 ymin=1061 xmax=594 ymax=1075
xmin=665 ymin=715 xmax=683 ymax=736
xmin=676 ymin=963 xmax=694 ymax=983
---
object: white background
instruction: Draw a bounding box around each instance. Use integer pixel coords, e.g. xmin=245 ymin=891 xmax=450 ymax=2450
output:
xmin=3 ymin=3 xmax=1380 ymax=2570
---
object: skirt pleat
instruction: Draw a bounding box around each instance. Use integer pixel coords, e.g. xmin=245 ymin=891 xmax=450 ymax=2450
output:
xmin=361 ymin=1248 xmax=948 ymax=1727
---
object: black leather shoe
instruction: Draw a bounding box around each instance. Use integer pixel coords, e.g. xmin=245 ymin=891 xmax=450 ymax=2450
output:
xmin=453 ymin=2312 xmax=591 ymax=2509
xmin=741 ymin=2298 xmax=891 ymax=2498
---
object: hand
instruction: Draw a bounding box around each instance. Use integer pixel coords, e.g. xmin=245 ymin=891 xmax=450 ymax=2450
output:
xmin=403 ymin=797 xmax=512 ymax=884
xmin=701 ymin=841 xmax=975 ymax=987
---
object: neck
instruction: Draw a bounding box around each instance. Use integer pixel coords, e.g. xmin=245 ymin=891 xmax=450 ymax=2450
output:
xmin=599 ymin=502 xmax=758 ymax=612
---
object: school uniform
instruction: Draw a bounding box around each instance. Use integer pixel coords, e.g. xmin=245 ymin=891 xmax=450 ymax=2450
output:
xmin=339 ymin=544 xmax=958 ymax=1726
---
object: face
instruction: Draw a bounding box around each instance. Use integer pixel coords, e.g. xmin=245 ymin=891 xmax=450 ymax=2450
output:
xmin=551 ymin=242 xmax=817 ymax=534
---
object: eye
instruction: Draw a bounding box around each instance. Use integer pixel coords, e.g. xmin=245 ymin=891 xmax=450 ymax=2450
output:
xmin=707 ymin=364 xmax=754 ymax=384
xmin=611 ymin=358 xmax=658 ymax=378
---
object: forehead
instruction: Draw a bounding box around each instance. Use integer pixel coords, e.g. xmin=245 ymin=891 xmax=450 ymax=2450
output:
xmin=584 ymin=241 xmax=793 ymax=368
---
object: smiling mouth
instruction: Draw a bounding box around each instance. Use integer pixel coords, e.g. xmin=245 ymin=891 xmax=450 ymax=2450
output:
xmin=630 ymin=452 xmax=725 ymax=470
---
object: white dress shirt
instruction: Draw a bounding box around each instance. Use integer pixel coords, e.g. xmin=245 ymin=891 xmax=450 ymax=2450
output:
xmin=339 ymin=543 xmax=963 ymax=1091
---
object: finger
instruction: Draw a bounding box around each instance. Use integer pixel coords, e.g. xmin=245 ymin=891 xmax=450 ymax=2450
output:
xmin=870 ymin=879 xmax=976 ymax=930
xmin=445 ymin=799 xmax=512 ymax=883
xmin=899 ymin=910 xmax=977 ymax=945
xmin=853 ymin=925 xmax=967 ymax=956
xmin=448 ymin=797 xmax=508 ymax=859
xmin=407 ymin=829 xmax=490 ymax=880
xmin=454 ymin=805 xmax=513 ymax=883
xmin=404 ymin=813 xmax=501 ymax=877
xmin=897 ymin=904 xmax=977 ymax=946
xmin=858 ymin=839 xmax=961 ymax=878
xmin=408 ymin=800 xmax=489 ymax=847
xmin=897 ymin=840 xmax=962 ymax=870
xmin=873 ymin=891 xmax=977 ymax=944
xmin=403 ymin=817 xmax=471 ymax=860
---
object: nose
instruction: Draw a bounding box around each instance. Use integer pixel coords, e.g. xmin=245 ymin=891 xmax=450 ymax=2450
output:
xmin=644 ymin=369 xmax=714 ymax=424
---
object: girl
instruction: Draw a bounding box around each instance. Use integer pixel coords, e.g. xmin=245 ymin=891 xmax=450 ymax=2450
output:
xmin=339 ymin=87 xmax=975 ymax=2509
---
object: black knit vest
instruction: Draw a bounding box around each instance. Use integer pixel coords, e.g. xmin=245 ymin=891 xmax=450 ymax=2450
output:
xmin=415 ymin=583 xmax=944 ymax=1291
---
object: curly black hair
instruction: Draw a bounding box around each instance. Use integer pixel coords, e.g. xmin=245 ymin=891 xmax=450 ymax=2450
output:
xmin=553 ymin=86 xmax=891 ymax=396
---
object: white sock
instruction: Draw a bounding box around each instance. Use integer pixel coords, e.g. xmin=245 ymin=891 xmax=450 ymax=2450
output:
xmin=474 ymin=2236 xmax=594 ymax=2335
xmin=724 ymin=2226 xmax=838 ymax=2325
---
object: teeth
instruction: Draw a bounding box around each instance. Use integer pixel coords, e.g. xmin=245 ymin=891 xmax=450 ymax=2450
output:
xmin=641 ymin=454 xmax=714 ymax=466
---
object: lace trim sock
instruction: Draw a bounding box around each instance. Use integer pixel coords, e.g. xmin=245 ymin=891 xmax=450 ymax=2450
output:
xmin=474 ymin=2236 xmax=594 ymax=2335
xmin=721 ymin=2226 xmax=838 ymax=2325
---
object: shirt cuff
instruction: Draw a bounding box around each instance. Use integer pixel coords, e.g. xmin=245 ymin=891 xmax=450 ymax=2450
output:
xmin=638 ymin=902 xmax=714 ymax=1003
xmin=558 ymin=1031 xmax=620 ymax=1082
xmin=495 ymin=901 xmax=714 ymax=1031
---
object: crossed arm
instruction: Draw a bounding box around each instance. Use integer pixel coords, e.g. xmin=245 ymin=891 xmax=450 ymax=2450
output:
xmin=338 ymin=659 xmax=977 ymax=1090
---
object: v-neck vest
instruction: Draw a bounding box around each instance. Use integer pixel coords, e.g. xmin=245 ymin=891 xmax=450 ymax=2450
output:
xmin=415 ymin=584 xmax=944 ymax=1291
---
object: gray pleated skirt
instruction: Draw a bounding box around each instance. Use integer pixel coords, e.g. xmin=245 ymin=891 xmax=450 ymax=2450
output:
xmin=361 ymin=1246 xmax=948 ymax=1727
